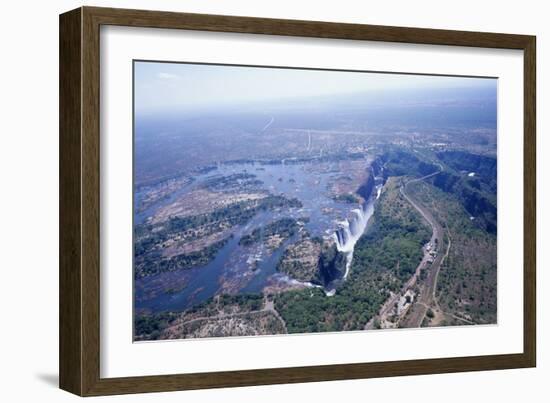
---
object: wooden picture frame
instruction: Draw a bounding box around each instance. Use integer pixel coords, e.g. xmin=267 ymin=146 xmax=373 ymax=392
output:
xmin=59 ymin=6 xmax=536 ymax=396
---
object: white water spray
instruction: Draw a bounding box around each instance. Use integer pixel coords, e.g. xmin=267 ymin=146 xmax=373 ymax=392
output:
xmin=332 ymin=185 xmax=381 ymax=281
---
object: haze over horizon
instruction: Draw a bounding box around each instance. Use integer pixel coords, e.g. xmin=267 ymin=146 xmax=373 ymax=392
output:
xmin=134 ymin=61 xmax=497 ymax=115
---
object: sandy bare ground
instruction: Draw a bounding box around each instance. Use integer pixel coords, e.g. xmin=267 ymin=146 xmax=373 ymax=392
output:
xmin=162 ymin=296 xmax=288 ymax=338
xmin=152 ymin=189 xmax=266 ymax=224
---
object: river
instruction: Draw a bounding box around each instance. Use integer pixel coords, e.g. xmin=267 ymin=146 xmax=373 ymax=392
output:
xmin=134 ymin=160 xmax=379 ymax=313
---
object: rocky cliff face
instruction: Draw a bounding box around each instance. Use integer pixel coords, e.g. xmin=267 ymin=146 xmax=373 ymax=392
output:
xmin=437 ymin=151 xmax=497 ymax=187
xmin=431 ymin=151 xmax=497 ymax=234
xmin=377 ymin=148 xmax=497 ymax=234
xmin=317 ymin=242 xmax=347 ymax=286
xmin=357 ymin=156 xmax=388 ymax=201
xmin=371 ymin=157 xmax=383 ymax=177
xmin=357 ymin=169 xmax=375 ymax=201
xmin=380 ymin=150 xmax=439 ymax=179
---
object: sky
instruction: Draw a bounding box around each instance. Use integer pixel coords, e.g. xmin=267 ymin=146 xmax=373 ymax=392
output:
xmin=134 ymin=61 xmax=496 ymax=115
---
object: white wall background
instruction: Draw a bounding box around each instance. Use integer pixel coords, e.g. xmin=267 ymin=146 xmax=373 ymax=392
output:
xmin=0 ymin=0 xmax=546 ymax=401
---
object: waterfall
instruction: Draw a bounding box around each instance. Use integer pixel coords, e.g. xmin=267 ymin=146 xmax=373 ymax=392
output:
xmin=332 ymin=208 xmax=366 ymax=280
xmin=334 ymin=206 xmax=372 ymax=255
xmin=331 ymin=185 xmax=380 ymax=282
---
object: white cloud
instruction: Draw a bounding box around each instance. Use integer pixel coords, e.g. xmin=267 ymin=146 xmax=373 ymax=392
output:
xmin=157 ymin=72 xmax=180 ymax=80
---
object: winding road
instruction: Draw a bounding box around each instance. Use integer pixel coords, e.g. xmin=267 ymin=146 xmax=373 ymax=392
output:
xmin=261 ymin=116 xmax=275 ymax=132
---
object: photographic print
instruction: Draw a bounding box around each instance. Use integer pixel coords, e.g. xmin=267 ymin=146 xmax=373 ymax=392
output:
xmin=133 ymin=61 xmax=497 ymax=341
